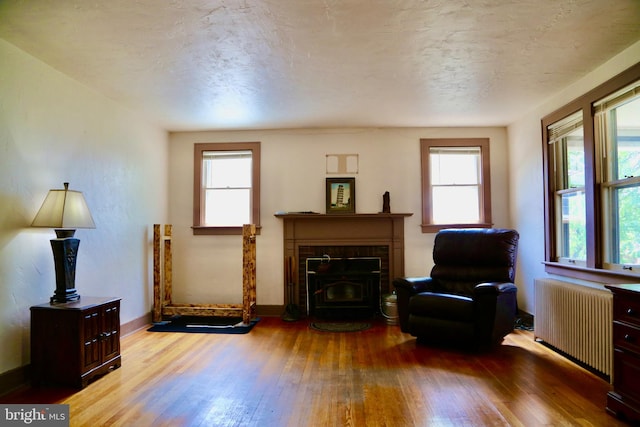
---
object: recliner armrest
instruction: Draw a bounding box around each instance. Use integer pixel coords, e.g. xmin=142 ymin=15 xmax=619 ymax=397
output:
xmin=393 ymin=277 xmax=436 ymax=333
xmin=474 ymin=282 xmax=517 ymax=296
xmin=393 ymin=277 xmax=434 ymax=294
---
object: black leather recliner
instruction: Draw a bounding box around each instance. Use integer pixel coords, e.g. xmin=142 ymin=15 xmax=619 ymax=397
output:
xmin=393 ymin=228 xmax=519 ymax=349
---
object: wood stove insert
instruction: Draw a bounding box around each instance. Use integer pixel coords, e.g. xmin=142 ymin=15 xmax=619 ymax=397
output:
xmin=306 ymin=256 xmax=381 ymax=319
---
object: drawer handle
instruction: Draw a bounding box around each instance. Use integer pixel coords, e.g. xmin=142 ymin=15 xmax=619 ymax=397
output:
xmin=625 ymin=334 xmax=635 ymax=342
xmin=627 ymin=308 xmax=636 ymax=316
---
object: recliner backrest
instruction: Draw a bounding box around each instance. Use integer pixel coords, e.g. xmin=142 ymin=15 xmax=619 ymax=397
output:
xmin=430 ymin=228 xmax=519 ymax=296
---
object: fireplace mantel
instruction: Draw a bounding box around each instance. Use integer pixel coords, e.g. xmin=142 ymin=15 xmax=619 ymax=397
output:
xmin=275 ymin=213 xmax=412 ymax=310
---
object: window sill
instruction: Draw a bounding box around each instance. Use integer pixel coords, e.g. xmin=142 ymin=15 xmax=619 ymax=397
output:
xmin=543 ymin=261 xmax=640 ymax=284
xmin=192 ymin=225 xmax=261 ymax=236
xmin=421 ymin=223 xmax=492 ymax=233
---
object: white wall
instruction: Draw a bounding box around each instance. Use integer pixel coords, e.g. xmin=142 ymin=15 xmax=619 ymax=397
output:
xmin=0 ymin=39 xmax=169 ymax=375
xmin=168 ymin=127 xmax=511 ymax=307
xmin=508 ymin=40 xmax=640 ymax=312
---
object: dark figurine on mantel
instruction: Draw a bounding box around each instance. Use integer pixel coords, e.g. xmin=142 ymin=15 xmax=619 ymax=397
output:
xmin=382 ymin=191 xmax=391 ymax=213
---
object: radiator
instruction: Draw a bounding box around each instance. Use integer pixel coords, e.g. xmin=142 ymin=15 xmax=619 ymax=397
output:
xmin=534 ymin=278 xmax=613 ymax=378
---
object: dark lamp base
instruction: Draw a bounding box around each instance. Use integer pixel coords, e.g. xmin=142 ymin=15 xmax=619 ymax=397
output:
xmin=50 ymin=236 xmax=82 ymax=305
xmin=51 ymin=289 xmax=80 ymax=304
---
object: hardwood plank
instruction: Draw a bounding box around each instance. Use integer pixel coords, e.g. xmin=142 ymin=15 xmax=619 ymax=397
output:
xmin=1 ymin=317 xmax=626 ymax=426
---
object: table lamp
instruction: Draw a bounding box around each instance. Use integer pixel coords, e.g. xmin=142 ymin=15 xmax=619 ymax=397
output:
xmin=32 ymin=182 xmax=96 ymax=303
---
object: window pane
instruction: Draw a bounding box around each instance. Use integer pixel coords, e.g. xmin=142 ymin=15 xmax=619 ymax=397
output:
xmin=432 ymin=186 xmax=480 ymax=224
xmin=548 ymin=111 xmax=584 ymax=190
xmin=430 ymin=148 xmax=480 ymax=185
xmin=565 ymin=135 xmax=585 ymax=188
xmin=559 ymin=191 xmax=586 ymax=260
xmin=610 ymin=96 xmax=640 ymax=181
xmin=204 ymin=189 xmax=250 ymax=226
xmin=203 ymin=152 xmax=252 ymax=188
xmin=611 ymin=185 xmax=640 ymax=264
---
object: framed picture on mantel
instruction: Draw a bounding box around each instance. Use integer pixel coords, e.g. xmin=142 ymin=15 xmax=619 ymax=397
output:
xmin=326 ymin=177 xmax=355 ymax=214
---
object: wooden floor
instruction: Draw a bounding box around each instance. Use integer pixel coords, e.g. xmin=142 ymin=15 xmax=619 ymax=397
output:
xmin=2 ymin=316 xmax=627 ymax=427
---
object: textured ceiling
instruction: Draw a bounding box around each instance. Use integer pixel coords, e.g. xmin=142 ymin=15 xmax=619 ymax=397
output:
xmin=1 ymin=0 xmax=639 ymax=131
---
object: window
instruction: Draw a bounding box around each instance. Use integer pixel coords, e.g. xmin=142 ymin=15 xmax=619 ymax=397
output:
xmin=547 ymin=111 xmax=586 ymax=265
xmin=596 ymin=83 xmax=640 ymax=271
xmin=420 ymin=138 xmax=492 ymax=233
xmin=193 ymin=142 xmax=260 ymax=235
xmin=542 ymin=62 xmax=640 ymax=281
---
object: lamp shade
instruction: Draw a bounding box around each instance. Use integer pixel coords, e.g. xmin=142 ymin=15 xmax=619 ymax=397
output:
xmin=31 ymin=182 xmax=96 ymax=230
